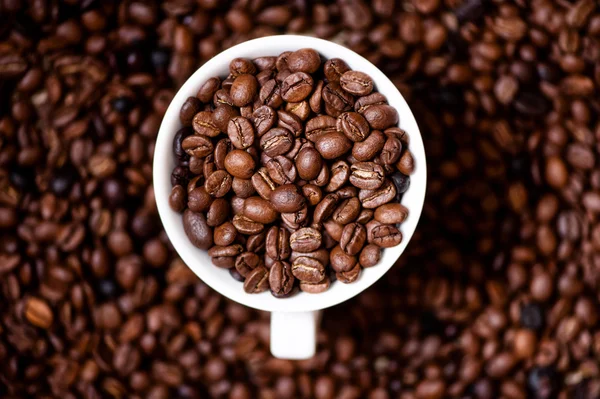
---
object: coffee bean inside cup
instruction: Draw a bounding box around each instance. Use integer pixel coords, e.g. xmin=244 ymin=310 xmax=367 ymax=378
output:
xmin=170 ymin=49 xmax=415 ymax=296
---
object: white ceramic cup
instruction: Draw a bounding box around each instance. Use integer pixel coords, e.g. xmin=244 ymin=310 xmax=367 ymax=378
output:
xmin=153 ymin=35 xmax=427 ymax=360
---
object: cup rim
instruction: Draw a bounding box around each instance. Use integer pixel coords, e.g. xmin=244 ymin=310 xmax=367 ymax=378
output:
xmin=153 ymin=35 xmax=427 ymax=313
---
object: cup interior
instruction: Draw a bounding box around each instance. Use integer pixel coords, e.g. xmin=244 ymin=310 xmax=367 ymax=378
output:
xmin=153 ymin=35 xmax=427 ymax=313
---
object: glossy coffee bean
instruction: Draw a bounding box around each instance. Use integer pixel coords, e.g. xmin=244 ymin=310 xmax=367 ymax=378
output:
xmin=243 ymin=266 xmax=269 ymax=293
xmin=269 ymin=261 xmax=295 ymax=296
xmin=296 ymin=147 xmax=323 ymax=180
xmin=227 ymin=116 xmax=255 ymax=149
xmin=291 ymin=256 xmax=325 ymax=283
xmin=270 ymin=184 xmax=306 ymax=213
xmin=183 ymin=210 xmax=213 ymax=250
xmin=281 ymin=72 xmax=314 ymax=102
xmin=339 ymin=223 xmax=367 ymax=255
xmin=224 ymin=150 xmax=255 ymax=179
xmin=230 ymin=74 xmax=258 ymax=107
xmin=287 ymin=48 xmax=321 ymax=74
xmin=359 ymin=244 xmax=381 ymax=268
xmin=374 ymin=203 xmax=409 ymax=224
xmin=290 ymin=227 xmax=322 ymax=252
xmin=370 ymin=224 xmax=402 ymax=248
xmin=243 ymin=196 xmax=278 ymax=224
xmin=315 ymin=132 xmax=352 ymax=160
xmin=266 ymin=226 xmax=291 ymax=261
xmin=337 ymin=112 xmax=370 ymax=142
xmin=259 ymin=127 xmax=294 ymax=157
xmin=350 ymin=162 xmax=385 ymax=190
xmin=324 ymin=58 xmax=351 ymax=83
xmin=330 ymin=244 xmax=357 ymax=272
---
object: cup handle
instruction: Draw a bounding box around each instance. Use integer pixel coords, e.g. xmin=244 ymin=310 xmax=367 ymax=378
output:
xmin=270 ymin=310 xmax=321 ymax=359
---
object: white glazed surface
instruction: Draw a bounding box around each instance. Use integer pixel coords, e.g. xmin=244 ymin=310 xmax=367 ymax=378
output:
xmin=154 ymin=35 xmax=427 ymax=313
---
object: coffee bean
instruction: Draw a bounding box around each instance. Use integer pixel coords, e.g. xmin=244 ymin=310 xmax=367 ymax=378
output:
xmin=352 ymin=130 xmax=386 ymax=161
xmin=309 ymin=80 xmax=324 ymax=114
xmin=224 ymin=150 xmax=255 ymax=179
xmin=380 ymin=137 xmax=402 ymax=165
xmin=290 ymin=227 xmax=322 ymax=252
xmin=266 ymin=226 xmax=291 ymax=260
xmin=25 ymin=297 xmax=53 ymax=328
xmin=296 ymin=147 xmax=323 ymax=181
xmin=266 ymin=156 xmax=297 ymax=185
xmin=213 ymin=105 xmax=240 ymax=133
xmin=306 ymin=115 xmax=337 ymax=142
xmin=339 ymin=223 xmax=366 ymax=255
xmin=251 ymin=167 xmax=277 ymax=200
xmin=173 ymin=127 xmax=193 ymax=162
xmin=303 ymin=184 xmax=323 ymax=206
xmin=359 ymin=179 xmax=397 ymax=208
xmin=169 ymin=185 xmax=186 ymax=213
xmin=243 ymin=266 xmax=269 ymax=293
xmin=323 ymin=82 xmax=355 ymax=117
xmin=315 ymin=132 xmax=352 ymax=159
xmin=232 ymin=214 xmax=264 ymax=235
xmin=252 ymin=105 xmax=276 ymax=137
xmin=188 ymin=187 xmax=213 ymax=213
xmin=324 ymin=161 xmax=350 ymax=192
xmin=281 ymin=72 xmax=314 ymax=102
xmin=281 ymin=205 xmax=310 ymax=230
xmin=243 ymin=196 xmax=278 ymax=224
xmin=269 ymin=261 xmax=295 ymax=296
xmin=350 ymin=162 xmax=385 ymax=190
xmin=370 ymin=224 xmax=402 ymax=248
xmin=330 ymin=245 xmax=357 ymax=272
xmin=208 ymin=244 xmax=244 ymax=258
xmin=390 ymin=172 xmax=410 ymax=196
xmin=197 ymin=77 xmax=221 ymax=103
xmin=204 ymin=170 xmax=232 ymax=197
xmin=396 ymin=150 xmax=415 ymax=175
xmin=285 ymin=100 xmax=311 ymax=121
xmin=259 ymin=79 xmax=284 ymax=108
xmin=291 ymin=256 xmax=325 ymax=283
xmin=374 ymin=203 xmax=408 ymax=224
xmin=355 ymin=92 xmax=387 ymax=114
xmin=299 ymin=277 xmax=330 ymax=293
xmin=230 ymin=58 xmax=256 ymax=77
xmin=340 ymin=71 xmax=374 ymax=96
xmin=313 ymin=193 xmax=339 ymax=224
xmin=270 ymin=184 xmax=305 ymax=213
xmin=182 ymin=135 xmax=213 ymax=158
xmin=337 ymin=112 xmax=370 ymax=142
xmin=206 ymin=198 xmax=230 ymax=227
xmin=362 ymin=104 xmax=398 ymax=130
xmin=336 ymin=262 xmax=361 ymax=284
xmin=192 ymin=111 xmax=220 ymax=137
xmin=260 ymin=127 xmax=294 ymax=157
xmin=230 ymin=74 xmax=258 ymax=107
xmin=359 ymin=244 xmax=381 ymax=267
xmin=180 ymin=97 xmax=202 ymax=125
xmin=332 ymin=197 xmax=361 ymax=224
xmin=183 ymin=210 xmax=213 ymax=250
xmin=227 ymin=116 xmax=255 ymax=149
xmin=277 ymin=110 xmax=303 ymax=137
xmin=323 ymin=58 xmax=351 ymax=83
xmin=231 ymin=177 xmax=255 ymax=198
xmin=214 ymin=222 xmax=237 ymax=246
xmin=287 ymin=48 xmax=321 ymax=74
xmin=253 ymin=56 xmax=276 ymax=71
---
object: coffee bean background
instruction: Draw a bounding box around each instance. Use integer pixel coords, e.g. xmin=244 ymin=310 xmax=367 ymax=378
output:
xmin=1 ymin=0 xmax=599 ymax=398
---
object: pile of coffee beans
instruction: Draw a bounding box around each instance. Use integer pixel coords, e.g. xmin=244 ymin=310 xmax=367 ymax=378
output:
xmin=169 ymin=49 xmax=414 ymax=296
xmin=2 ymin=0 xmax=600 ymax=398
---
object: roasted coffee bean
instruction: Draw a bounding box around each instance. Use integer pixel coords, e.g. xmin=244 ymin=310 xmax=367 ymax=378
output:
xmin=355 ymin=92 xmax=387 ymax=113
xmin=390 ymin=172 xmax=410 ymax=196
xmin=197 ymin=77 xmax=221 ymax=102
xmin=231 ymin=177 xmax=255 ymax=198
xmin=287 ymin=48 xmax=321 ymax=74
xmin=231 ymin=196 xmax=246 ymax=216
xmin=299 ymin=278 xmax=331 ymax=293
xmin=234 ymin=252 xmax=260 ymax=277
xmin=243 ymin=266 xmax=269 ymax=293
xmin=269 ymin=261 xmax=295 ymax=296
xmin=252 ymin=105 xmax=276 ymax=137
xmin=270 ymin=184 xmax=305 ymax=213
xmin=296 ymin=147 xmax=323 ymax=181
xmin=188 ymin=187 xmax=213 ymax=213
xmin=337 ymin=112 xmax=370 ymax=142
xmin=330 ymin=245 xmax=357 ymax=272
xmin=229 ymin=58 xmax=256 ymax=77
xmin=352 ymin=130 xmax=386 ymax=161
xmin=251 ymin=167 xmax=277 ymax=200
xmin=259 ymin=79 xmax=284 ymax=108
xmin=396 ymin=150 xmax=415 ymax=175
xmin=192 ymin=111 xmax=220 ymax=137
xmin=340 ymin=71 xmax=374 ymax=96
xmin=313 ymin=193 xmax=339 ymax=224
xmin=266 ymin=156 xmax=296 ymax=184
xmin=183 ymin=210 xmax=213 ymax=250
xmin=324 ymin=58 xmax=351 ymax=83
xmin=208 ymin=244 xmax=243 ymax=258
xmin=243 ymin=196 xmax=278 ymax=224
xmin=332 ymin=197 xmax=361 ymax=224
xmin=336 ymin=262 xmax=361 ymax=284
xmin=310 ymin=163 xmax=330 ymax=187
xmin=227 ymin=116 xmax=255 ymax=149
xmin=259 ymin=127 xmax=294 ymax=157
xmin=214 ymin=138 xmax=232 ymax=170
xmin=362 ymin=104 xmax=399 ymax=130
xmin=246 ymin=231 xmax=266 ymax=252
xmin=315 ymin=132 xmax=352 ymax=159
xmin=180 ymin=97 xmax=202 ymax=126
xmin=306 ymin=115 xmax=337 ymax=142
xmin=356 ymin=208 xmax=374 ymax=224
xmin=266 ymin=226 xmax=291 ymax=260
xmin=380 ymin=137 xmax=402 ymax=165
xmin=232 ymin=214 xmax=264 ymax=235
xmin=206 ymin=198 xmax=230 ymax=227
xmin=277 ymin=110 xmax=303 ymax=137
xmin=182 ymin=135 xmax=213 ymax=158
xmin=169 ymin=185 xmax=186 ymax=213
xmin=350 ymin=162 xmax=385 ymax=190
xmin=204 ymin=170 xmax=232 ymax=197
xmin=302 ymin=184 xmax=323 ymax=206
xmin=213 ymin=105 xmax=240 ymax=133
xmin=291 ymin=257 xmax=325 ymax=283
xmin=224 ymin=150 xmax=255 ymax=179
xmin=323 ymin=82 xmax=355 ymax=117
xmin=336 ymin=186 xmax=358 ymax=199
xmin=281 ymin=205 xmax=309 ymax=230
xmin=323 ymin=219 xmax=344 ymax=242
xmin=359 ymin=244 xmax=381 ymax=268
xmin=285 ymin=101 xmax=311 ymax=121
xmin=230 ymin=74 xmax=258 ymax=107
xmin=359 ymin=179 xmax=397 ymax=208
xmin=370 ymin=224 xmax=402 ymax=247
xmin=339 ymin=223 xmax=366 ymax=255
xmin=324 ymin=161 xmax=350 ymax=192
xmin=214 ymin=222 xmax=237 ymax=246
xmin=173 ymin=127 xmax=193 ymax=162
xmin=281 ymin=72 xmax=314 ymax=102
xmin=290 ymin=227 xmax=322 ymax=252
xmin=374 ymin=203 xmax=408 ymax=224
xmin=309 ymin=80 xmax=324 ymax=113
xmin=253 ymin=56 xmax=276 ymax=71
